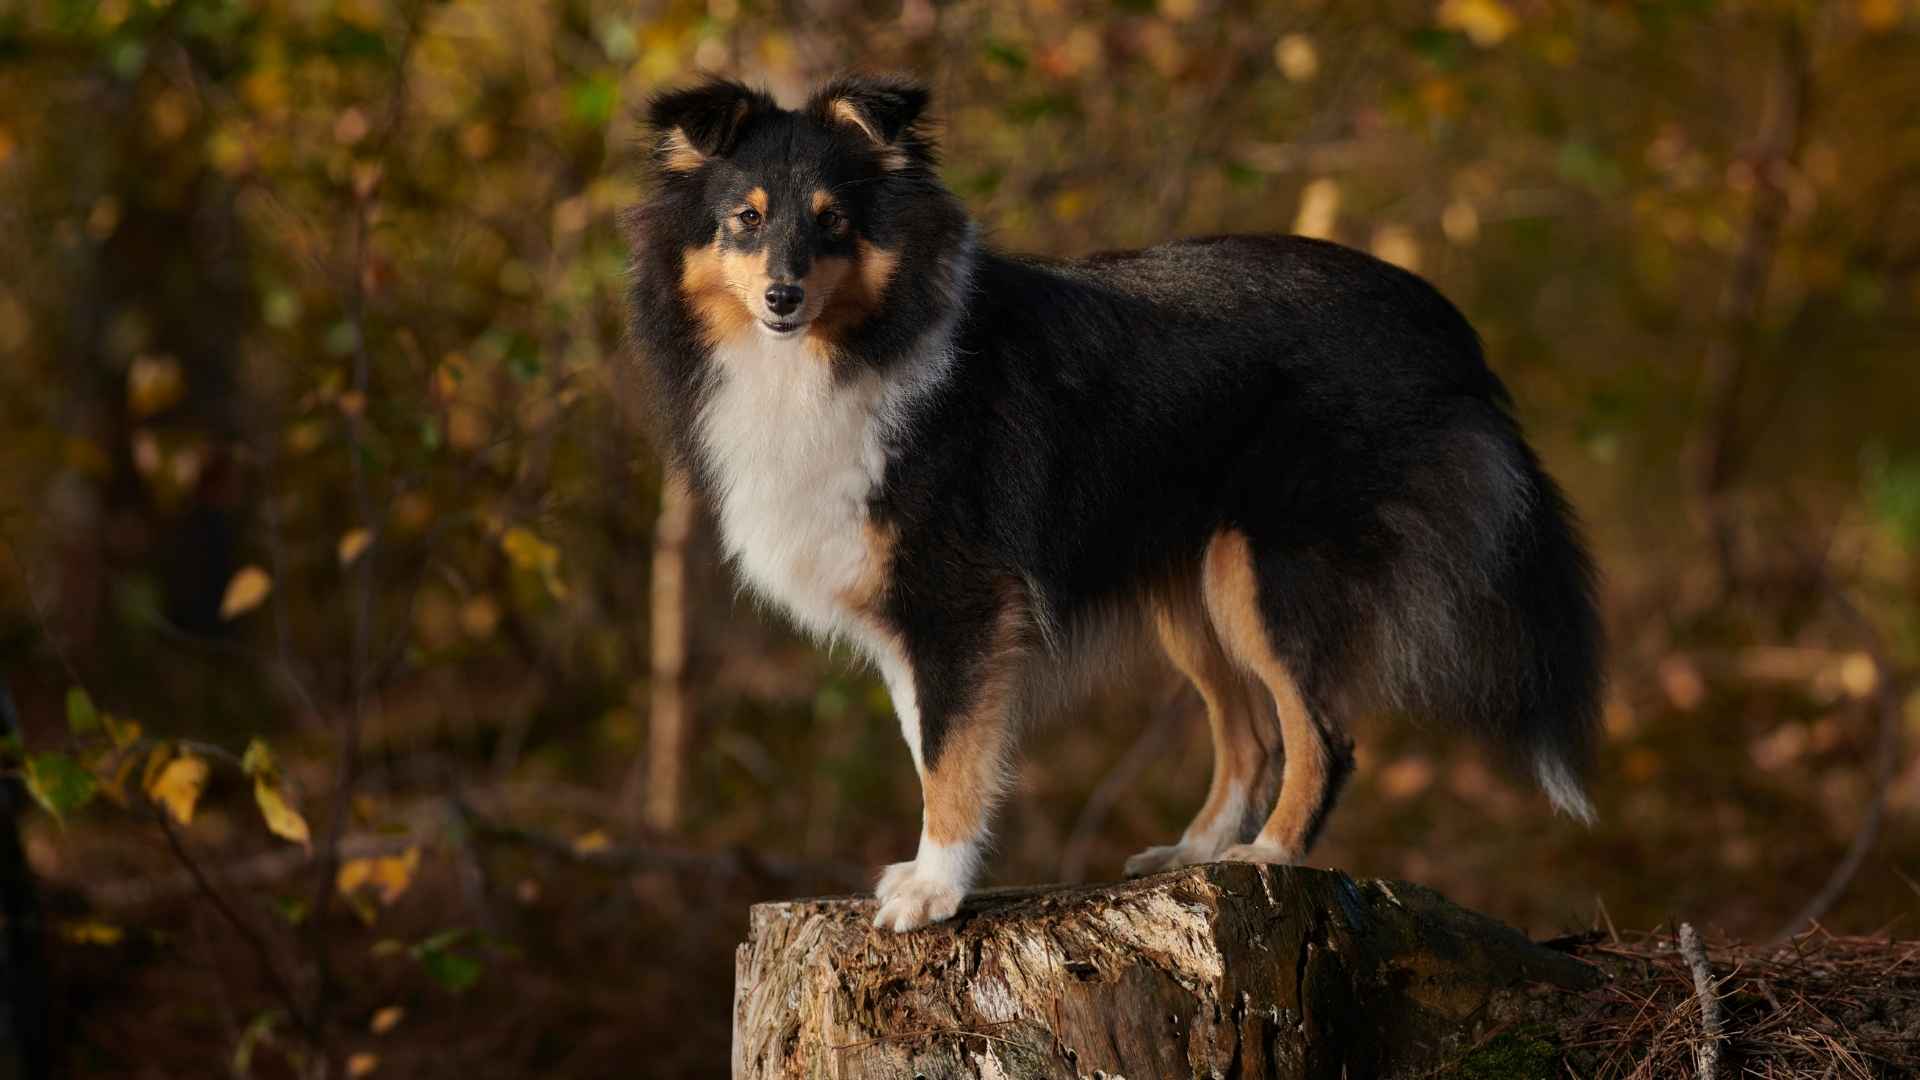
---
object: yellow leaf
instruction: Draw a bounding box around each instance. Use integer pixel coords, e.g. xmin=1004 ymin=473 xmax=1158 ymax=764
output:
xmin=346 ymin=1052 xmax=379 ymax=1078
xmin=103 ymin=713 xmax=141 ymax=750
xmin=338 ymin=528 xmax=373 ymax=566
xmin=572 ymin=829 xmax=612 ymax=856
xmin=459 ymin=595 xmax=501 ymax=640
xmin=501 ymin=527 xmax=568 ymax=600
xmin=1859 ymin=0 xmax=1901 ymax=31
xmin=1293 ymin=178 xmax=1341 ymax=240
xmin=240 ymin=737 xmax=274 ymax=779
xmin=1273 ymin=33 xmax=1319 ymax=83
xmin=147 ymin=754 xmax=209 ymax=826
xmin=219 ymin=566 xmax=273 ymax=620
xmin=1438 ymin=0 xmax=1517 ymax=47
xmin=127 ymin=354 xmax=185 ymax=418
xmin=338 ymin=848 xmax=418 ymax=905
xmin=369 ymin=1005 xmax=404 ymax=1035
xmin=59 ymin=919 xmax=125 ymax=946
xmin=141 ymin=744 xmax=172 ymax=794
xmin=370 ymin=847 xmax=419 ymax=905
xmin=338 ymin=857 xmax=373 ymax=895
xmin=254 ymin=779 xmax=311 ymax=851
xmin=500 ymin=526 xmax=558 ymax=574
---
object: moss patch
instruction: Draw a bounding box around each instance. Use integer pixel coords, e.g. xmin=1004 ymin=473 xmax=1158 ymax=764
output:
xmin=1444 ymin=1027 xmax=1562 ymax=1079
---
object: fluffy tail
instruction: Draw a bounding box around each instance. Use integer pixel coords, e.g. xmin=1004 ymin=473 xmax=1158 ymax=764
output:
xmin=1506 ymin=463 xmax=1605 ymax=824
xmin=1359 ymin=410 xmax=1606 ymax=824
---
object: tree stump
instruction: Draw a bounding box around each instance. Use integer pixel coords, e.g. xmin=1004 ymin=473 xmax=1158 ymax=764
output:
xmin=732 ymin=863 xmax=1599 ymax=1079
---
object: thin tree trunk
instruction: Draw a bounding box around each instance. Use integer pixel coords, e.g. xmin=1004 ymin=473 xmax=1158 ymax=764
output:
xmin=627 ymin=466 xmax=695 ymax=832
xmin=1692 ymin=18 xmax=1809 ymax=589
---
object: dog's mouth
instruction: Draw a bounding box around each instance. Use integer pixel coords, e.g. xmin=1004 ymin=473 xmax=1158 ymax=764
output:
xmin=758 ymin=318 xmax=807 ymax=337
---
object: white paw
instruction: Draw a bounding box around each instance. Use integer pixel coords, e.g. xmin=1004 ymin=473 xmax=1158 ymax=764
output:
xmin=872 ymin=860 xmax=965 ymax=932
xmin=1216 ymin=841 xmax=1301 ymax=865
xmin=1123 ymin=843 xmax=1211 ymax=878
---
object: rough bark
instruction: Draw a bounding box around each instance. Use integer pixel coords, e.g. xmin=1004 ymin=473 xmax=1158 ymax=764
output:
xmin=732 ymin=863 xmax=1598 ymax=1080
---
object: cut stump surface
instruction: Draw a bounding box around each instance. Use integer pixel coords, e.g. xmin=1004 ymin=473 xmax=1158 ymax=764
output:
xmin=732 ymin=863 xmax=1598 ymax=1079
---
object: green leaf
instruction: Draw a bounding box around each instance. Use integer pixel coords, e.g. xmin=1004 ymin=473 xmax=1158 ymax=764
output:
xmin=421 ymin=948 xmax=482 ymax=993
xmin=66 ymin=687 xmax=99 ymax=735
xmin=232 ymin=1010 xmax=283 ymax=1076
xmin=1406 ymin=27 xmax=1468 ymax=68
xmin=412 ymin=930 xmax=483 ymax=994
xmin=982 ymin=39 xmax=1028 ymax=72
xmin=270 ymin=894 xmax=311 ymax=927
xmin=26 ymin=752 xmax=97 ymax=821
xmin=1868 ymin=451 xmax=1920 ymax=548
xmin=569 ymin=75 xmax=618 ymax=127
xmin=504 ymin=334 xmax=541 ymax=382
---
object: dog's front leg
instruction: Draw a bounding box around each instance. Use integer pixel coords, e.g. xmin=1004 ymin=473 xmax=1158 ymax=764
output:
xmin=871 ymin=619 xmax=1022 ymax=932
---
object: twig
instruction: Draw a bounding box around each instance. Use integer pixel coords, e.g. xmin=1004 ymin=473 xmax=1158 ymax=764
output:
xmin=1597 ymin=893 xmax=1622 ymax=946
xmin=451 ymin=799 xmax=868 ymax=889
xmin=1769 ymin=571 xmax=1909 ymax=944
xmin=304 ymin=6 xmax=426 ymax=1042
xmin=155 ymin=813 xmax=315 ymax=1043
xmin=1678 ymin=923 xmax=1724 ymax=1080
xmin=74 ymin=832 xmax=417 ymax=911
xmin=1690 ymin=15 xmax=1810 ymax=589
xmin=1057 ymin=685 xmax=1189 ymax=884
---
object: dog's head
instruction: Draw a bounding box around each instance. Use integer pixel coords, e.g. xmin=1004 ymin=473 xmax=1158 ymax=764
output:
xmin=641 ymin=74 xmax=968 ymax=354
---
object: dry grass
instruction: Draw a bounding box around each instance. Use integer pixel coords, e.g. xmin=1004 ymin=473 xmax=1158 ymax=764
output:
xmin=1555 ymin=927 xmax=1920 ymax=1078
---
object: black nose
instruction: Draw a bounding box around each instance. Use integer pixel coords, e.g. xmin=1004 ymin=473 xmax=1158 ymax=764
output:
xmin=764 ymin=283 xmax=804 ymax=317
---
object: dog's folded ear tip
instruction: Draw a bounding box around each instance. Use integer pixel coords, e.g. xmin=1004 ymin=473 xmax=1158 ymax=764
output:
xmin=645 ymin=78 xmax=776 ymax=162
xmin=807 ymin=72 xmax=934 ymax=148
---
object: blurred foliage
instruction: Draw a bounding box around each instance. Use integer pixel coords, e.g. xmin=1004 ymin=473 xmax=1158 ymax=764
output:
xmin=0 ymin=0 xmax=1917 ymax=1075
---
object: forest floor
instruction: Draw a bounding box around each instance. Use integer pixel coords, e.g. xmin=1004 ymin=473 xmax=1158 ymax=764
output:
xmin=22 ymin=615 xmax=1920 ymax=1077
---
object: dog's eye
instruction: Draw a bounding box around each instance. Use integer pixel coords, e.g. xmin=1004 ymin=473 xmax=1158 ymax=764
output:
xmin=736 ymin=207 xmax=761 ymax=227
xmin=817 ymin=209 xmax=844 ymax=232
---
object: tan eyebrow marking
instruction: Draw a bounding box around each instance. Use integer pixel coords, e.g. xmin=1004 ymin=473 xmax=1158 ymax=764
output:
xmin=811 ymin=189 xmax=834 ymax=215
xmin=745 ymin=187 xmax=768 ymax=214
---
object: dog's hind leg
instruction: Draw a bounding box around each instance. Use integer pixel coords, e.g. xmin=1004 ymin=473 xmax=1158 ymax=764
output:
xmin=1124 ymin=580 xmax=1279 ymax=877
xmin=1202 ymin=530 xmax=1355 ymax=864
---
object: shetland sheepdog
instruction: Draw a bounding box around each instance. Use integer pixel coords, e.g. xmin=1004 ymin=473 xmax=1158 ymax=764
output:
xmin=623 ymin=74 xmax=1603 ymax=931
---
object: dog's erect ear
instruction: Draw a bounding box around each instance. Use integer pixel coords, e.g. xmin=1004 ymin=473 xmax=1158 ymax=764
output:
xmin=807 ymin=74 xmax=934 ymax=168
xmin=646 ymin=78 xmax=773 ymax=174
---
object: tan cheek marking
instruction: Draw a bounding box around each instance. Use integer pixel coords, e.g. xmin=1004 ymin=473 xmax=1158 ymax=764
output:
xmin=679 ymin=243 xmax=761 ymax=344
xmin=859 ymin=241 xmax=900 ymax=298
xmin=746 ymin=187 xmax=768 ymax=215
xmin=810 ymin=241 xmax=900 ymax=341
xmin=661 ymin=129 xmax=705 ymax=174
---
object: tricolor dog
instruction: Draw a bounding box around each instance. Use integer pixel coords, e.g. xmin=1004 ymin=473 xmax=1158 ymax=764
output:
xmin=623 ymin=75 xmax=1603 ymax=931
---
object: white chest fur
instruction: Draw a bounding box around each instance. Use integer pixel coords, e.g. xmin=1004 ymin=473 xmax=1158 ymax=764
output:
xmin=695 ymin=330 xmax=939 ymax=653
